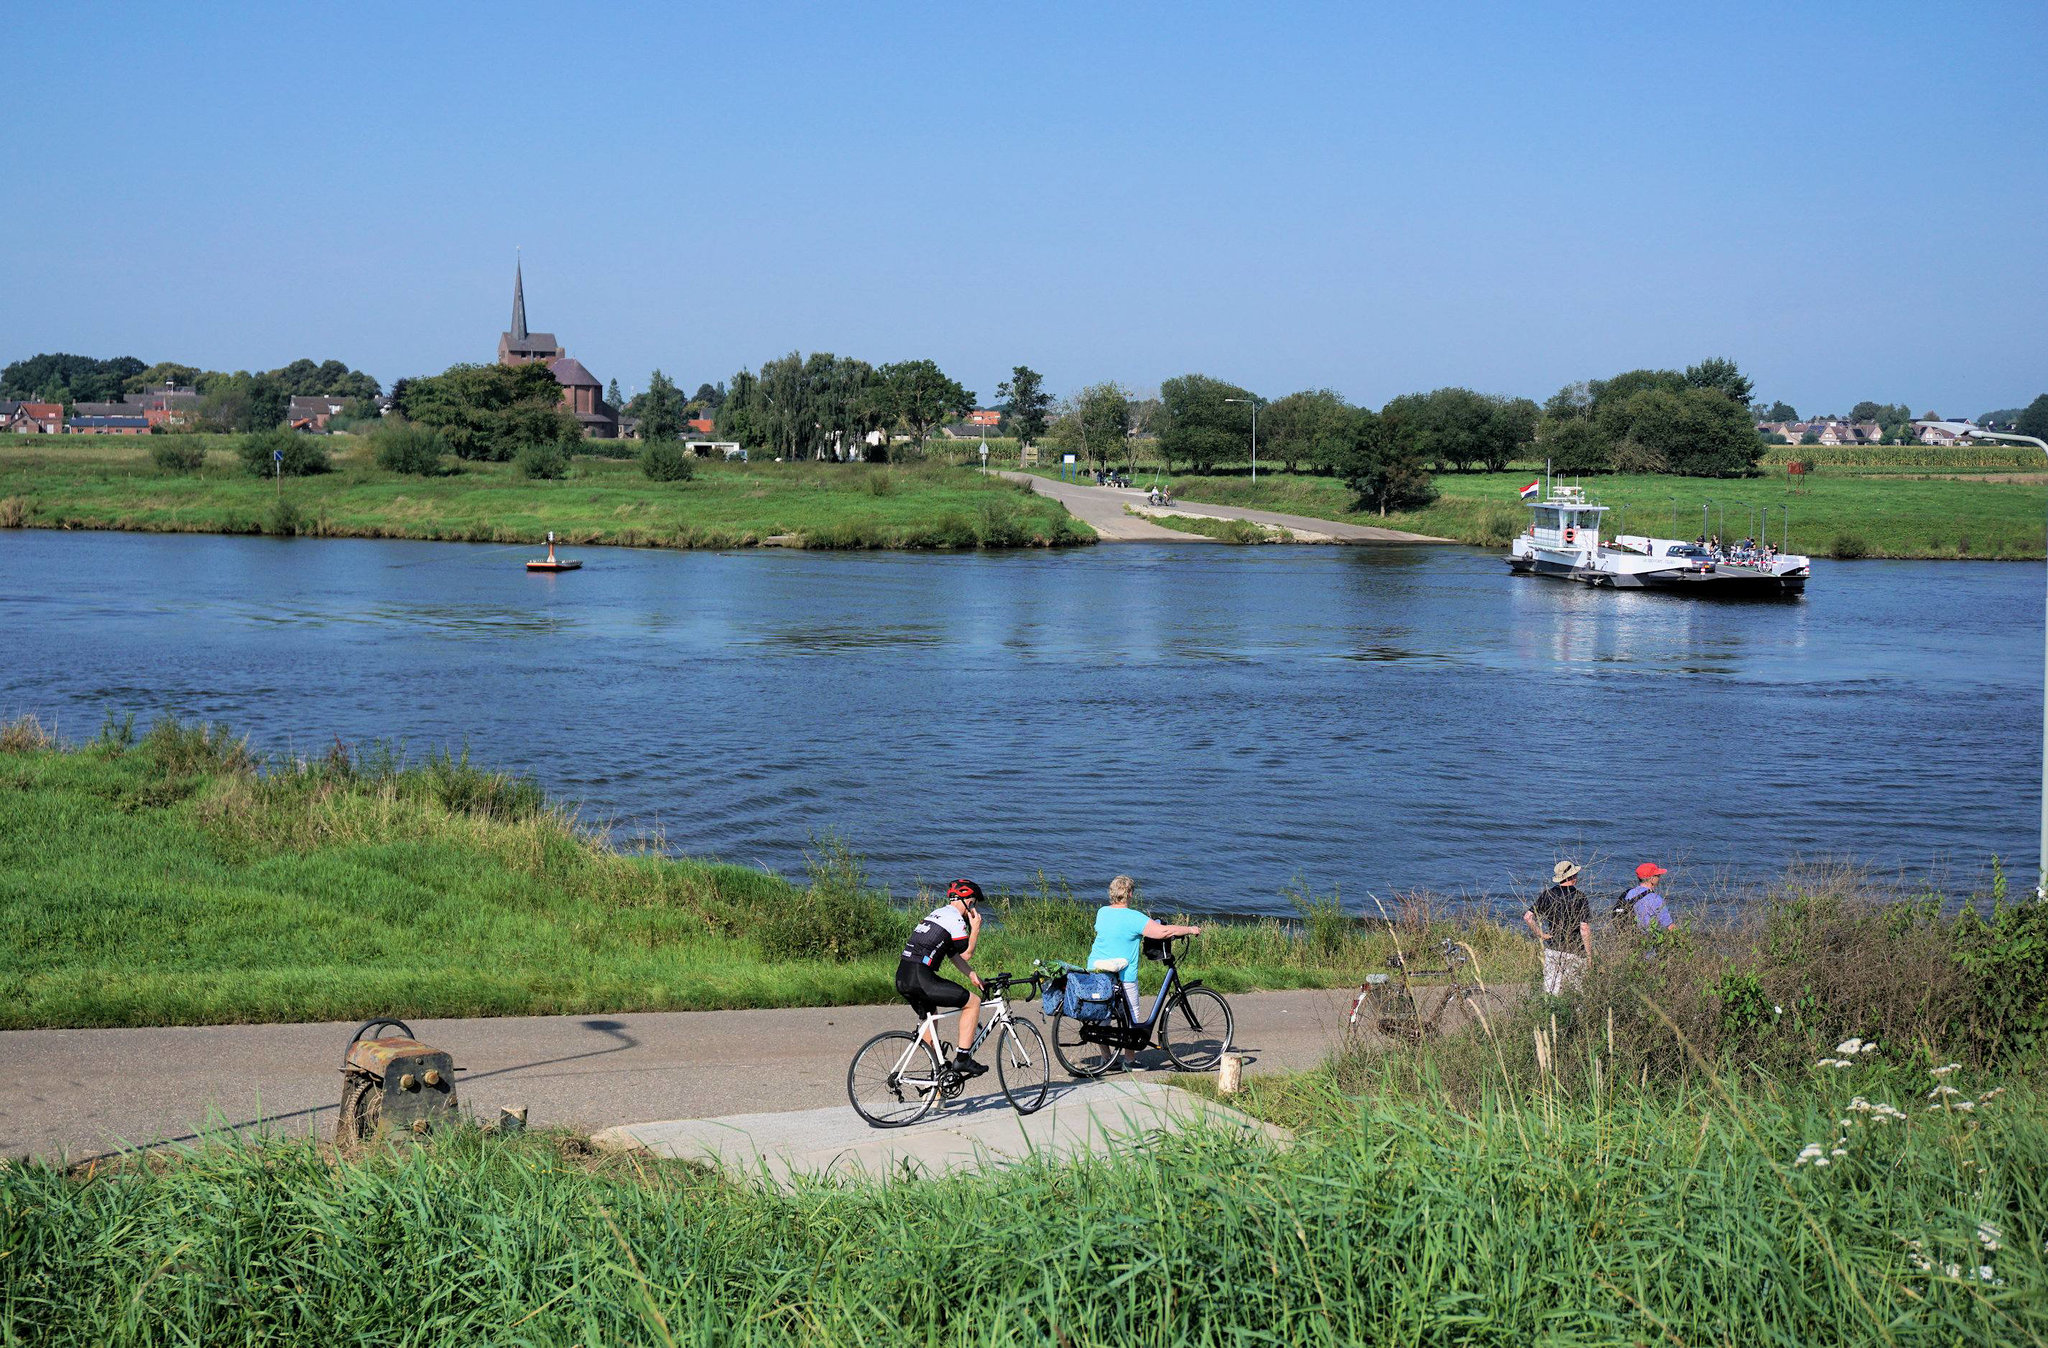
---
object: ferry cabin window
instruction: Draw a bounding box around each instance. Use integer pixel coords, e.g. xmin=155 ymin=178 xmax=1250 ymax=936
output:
xmin=1534 ymin=508 xmax=1560 ymax=530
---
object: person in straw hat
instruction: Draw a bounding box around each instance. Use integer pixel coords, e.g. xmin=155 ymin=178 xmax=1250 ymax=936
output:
xmin=1524 ymin=859 xmax=1592 ymax=995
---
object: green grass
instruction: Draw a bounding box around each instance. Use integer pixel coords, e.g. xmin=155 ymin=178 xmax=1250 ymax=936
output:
xmin=1124 ymin=507 xmax=1294 ymax=543
xmin=4 ymin=1057 xmax=2039 ymax=1344
xmin=1015 ymin=454 xmax=2046 ymax=558
xmin=0 ymin=435 xmax=1093 ymax=549
xmin=0 ymin=720 xmax=1529 ymax=1029
xmin=1141 ymin=467 xmax=2048 ymax=560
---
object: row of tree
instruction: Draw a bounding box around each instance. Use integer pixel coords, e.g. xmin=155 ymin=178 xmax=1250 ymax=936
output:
xmin=710 ymin=354 xmax=974 ymax=460
xmin=1 ymin=352 xmax=382 ymax=433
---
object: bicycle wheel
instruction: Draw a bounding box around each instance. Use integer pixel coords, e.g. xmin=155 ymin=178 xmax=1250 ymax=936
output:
xmin=994 ymin=1018 xmax=1051 ymax=1114
xmin=1421 ymin=987 xmax=1481 ymax=1040
xmin=848 ymin=1030 xmax=942 ymax=1128
xmin=1050 ymin=1012 xmax=1115 ymax=1079
xmin=1158 ymin=987 xmax=1234 ymax=1072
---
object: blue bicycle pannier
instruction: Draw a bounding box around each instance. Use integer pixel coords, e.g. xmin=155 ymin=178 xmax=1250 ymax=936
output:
xmin=1063 ymin=971 xmax=1119 ymax=1023
xmin=1041 ymin=973 xmax=1067 ymax=1017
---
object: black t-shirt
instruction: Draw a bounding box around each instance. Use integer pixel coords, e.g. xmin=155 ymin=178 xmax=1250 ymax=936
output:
xmin=901 ymin=904 xmax=971 ymax=968
xmin=1531 ymin=885 xmax=1589 ymax=953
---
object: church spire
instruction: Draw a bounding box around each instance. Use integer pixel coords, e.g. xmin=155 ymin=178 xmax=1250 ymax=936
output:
xmin=510 ymin=256 xmax=528 ymax=342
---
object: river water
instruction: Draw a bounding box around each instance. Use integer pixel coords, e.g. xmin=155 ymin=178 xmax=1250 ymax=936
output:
xmin=4 ymin=531 xmax=2037 ymax=915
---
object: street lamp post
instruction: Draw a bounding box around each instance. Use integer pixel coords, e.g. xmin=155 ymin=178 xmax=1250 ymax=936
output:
xmin=1970 ymin=429 xmax=2048 ymax=896
xmin=1224 ymin=397 xmax=1260 ymax=481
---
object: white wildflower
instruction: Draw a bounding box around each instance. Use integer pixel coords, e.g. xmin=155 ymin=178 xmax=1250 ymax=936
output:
xmin=1978 ymin=1223 xmax=2001 ymax=1252
xmin=1814 ymin=1157 xmax=1830 ymax=1166
xmin=1977 ymin=1266 xmax=2001 ymax=1285
xmin=1944 ymin=1263 xmax=1961 ymax=1279
xmin=1773 ymin=1004 xmax=1783 ymax=1016
xmin=1953 ymin=1101 xmax=1975 ymax=1111
xmin=1980 ymin=1087 xmax=2005 ymax=1102
xmin=1836 ymin=1038 xmax=1864 ymax=1055
xmin=1848 ymin=1096 xmax=1871 ymax=1112
xmin=1860 ymin=1041 xmax=1878 ymax=1054
xmin=1930 ymin=1063 xmax=1961 ymax=1077
xmin=1831 ymin=1148 xmax=1848 ymax=1157
xmin=1928 ymin=1084 xmax=1961 ymax=1099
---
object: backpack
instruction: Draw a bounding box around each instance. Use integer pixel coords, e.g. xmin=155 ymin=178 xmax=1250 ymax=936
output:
xmin=1609 ymin=888 xmax=1638 ymax=927
xmin=1061 ymin=971 xmax=1120 ymax=1023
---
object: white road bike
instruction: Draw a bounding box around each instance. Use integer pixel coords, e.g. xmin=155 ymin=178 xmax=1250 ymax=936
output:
xmin=846 ymin=971 xmax=1051 ymax=1127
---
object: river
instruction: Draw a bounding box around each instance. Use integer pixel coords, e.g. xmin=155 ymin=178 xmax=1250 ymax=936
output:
xmin=4 ymin=531 xmax=2037 ymax=915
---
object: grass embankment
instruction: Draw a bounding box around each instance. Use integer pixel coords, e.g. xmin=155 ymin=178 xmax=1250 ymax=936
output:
xmin=1149 ymin=466 xmax=2047 ymax=560
xmin=0 ymin=435 xmax=1092 ymax=550
xmin=0 ymin=717 xmax=1530 ymax=1029
xmin=1022 ymin=450 xmax=2045 ymax=557
xmin=7 ymin=878 xmax=2043 ymax=1344
xmin=1124 ymin=506 xmax=1294 ymax=542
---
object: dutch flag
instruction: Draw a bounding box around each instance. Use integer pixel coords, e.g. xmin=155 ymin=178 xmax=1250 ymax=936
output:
xmin=1519 ymin=481 xmax=1541 ymax=500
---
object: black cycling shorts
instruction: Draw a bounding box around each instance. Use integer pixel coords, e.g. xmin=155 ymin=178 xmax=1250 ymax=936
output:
xmin=895 ymin=959 xmax=970 ymax=1017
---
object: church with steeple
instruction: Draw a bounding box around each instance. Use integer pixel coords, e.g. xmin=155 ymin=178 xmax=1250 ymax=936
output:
xmin=497 ymin=259 xmax=618 ymax=438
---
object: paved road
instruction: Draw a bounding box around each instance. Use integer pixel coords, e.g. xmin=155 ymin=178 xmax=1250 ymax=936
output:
xmin=596 ymin=1080 xmax=1293 ymax=1185
xmin=1004 ymin=472 xmax=1448 ymax=543
xmin=1 ymin=988 xmax=1385 ymax=1164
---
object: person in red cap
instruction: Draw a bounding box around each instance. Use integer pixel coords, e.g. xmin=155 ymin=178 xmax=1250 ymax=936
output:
xmin=1624 ymin=863 xmax=1675 ymax=931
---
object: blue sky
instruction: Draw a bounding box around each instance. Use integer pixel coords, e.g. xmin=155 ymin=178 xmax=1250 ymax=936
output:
xmin=5 ymin=1 xmax=2042 ymax=416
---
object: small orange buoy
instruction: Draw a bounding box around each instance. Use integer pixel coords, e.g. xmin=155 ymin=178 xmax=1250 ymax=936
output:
xmin=526 ymin=531 xmax=581 ymax=572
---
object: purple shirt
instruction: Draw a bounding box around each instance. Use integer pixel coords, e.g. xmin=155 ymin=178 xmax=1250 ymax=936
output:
xmin=1627 ymin=885 xmax=1674 ymax=930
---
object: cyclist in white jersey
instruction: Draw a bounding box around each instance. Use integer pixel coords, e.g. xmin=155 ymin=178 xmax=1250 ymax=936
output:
xmin=896 ymin=878 xmax=988 ymax=1077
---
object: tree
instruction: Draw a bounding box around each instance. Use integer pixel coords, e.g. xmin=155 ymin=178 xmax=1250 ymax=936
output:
xmin=395 ymin=362 xmax=577 ymax=460
xmin=236 ymin=427 xmax=330 ymax=477
xmin=606 ymin=379 xmax=624 ymax=413
xmin=1541 ymin=415 xmax=1612 ymax=474
xmin=1684 ymin=357 xmax=1754 ymax=406
xmin=1543 ymin=382 xmax=1595 ymax=421
xmin=715 ymin=370 xmax=766 ymax=448
xmin=1762 ymin=400 xmax=1798 ymax=423
xmin=872 ymin=360 xmax=972 ymax=457
xmin=1156 ymin=374 xmax=1254 ymax=473
xmin=1261 ymin=389 xmax=1354 ymax=474
xmin=196 ymin=372 xmax=290 ymax=432
xmin=1 ymin=353 xmax=147 ymax=402
xmin=1334 ymin=407 xmax=1435 ymax=515
xmin=124 ymin=361 xmax=201 ymax=393
xmin=262 ymin=358 xmax=379 ymax=399
xmin=1607 ymin=386 xmax=1763 ymax=475
xmin=692 ymin=382 xmax=727 ymax=411
xmin=2013 ymin=394 xmax=2048 ymax=442
xmin=640 ymin=369 xmax=684 ymax=442
xmin=996 ymin=365 xmax=1052 ymax=448
xmin=1850 ymin=400 xmax=1912 ymax=428
xmin=1380 ymin=388 xmax=1536 ymax=473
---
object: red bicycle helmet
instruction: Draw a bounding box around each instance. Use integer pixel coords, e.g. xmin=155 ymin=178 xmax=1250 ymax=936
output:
xmin=946 ymin=878 xmax=985 ymax=904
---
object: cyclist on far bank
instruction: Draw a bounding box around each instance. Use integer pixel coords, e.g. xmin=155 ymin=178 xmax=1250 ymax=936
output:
xmin=896 ymin=878 xmax=989 ymax=1077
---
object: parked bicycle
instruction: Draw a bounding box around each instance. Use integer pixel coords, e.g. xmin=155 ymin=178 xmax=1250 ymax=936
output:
xmin=846 ymin=971 xmax=1051 ymax=1128
xmin=1047 ymin=935 xmax=1233 ymax=1077
xmin=1348 ymin=938 xmax=1485 ymax=1044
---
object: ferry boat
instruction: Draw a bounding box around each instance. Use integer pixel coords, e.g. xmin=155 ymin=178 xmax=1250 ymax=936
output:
xmin=1505 ymin=486 xmax=1809 ymax=596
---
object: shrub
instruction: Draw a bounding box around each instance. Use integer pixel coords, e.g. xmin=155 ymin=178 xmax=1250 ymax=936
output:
xmin=265 ymin=497 xmax=305 ymax=536
xmin=237 ymin=429 xmax=330 ymax=478
xmin=0 ymin=496 xmax=25 ymax=528
xmin=372 ymin=423 xmax=451 ymax=476
xmin=149 ymin=440 xmax=206 ymax=474
xmin=747 ymin=834 xmax=900 ymax=962
xmin=515 ymin=442 xmax=570 ymax=480
xmin=639 ymin=440 xmax=694 ymax=482
xmin=1830 ymin=533 xmax=1870 ymax=559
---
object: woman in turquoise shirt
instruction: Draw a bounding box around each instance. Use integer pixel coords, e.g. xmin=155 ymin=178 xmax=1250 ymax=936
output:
xmin=1087 ymin=875 xmax=1203 ymax=1066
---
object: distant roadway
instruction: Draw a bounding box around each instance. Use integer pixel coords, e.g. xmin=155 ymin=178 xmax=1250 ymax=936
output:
xmin=1001 ymin=471 xmax=1450 ymax=543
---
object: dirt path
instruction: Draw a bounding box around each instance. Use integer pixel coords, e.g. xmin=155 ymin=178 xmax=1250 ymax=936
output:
xmin=1 ymin=987 xmax=1482 ymax=1163
xmin=1003 ymin=472 xmax=1449 ymax=543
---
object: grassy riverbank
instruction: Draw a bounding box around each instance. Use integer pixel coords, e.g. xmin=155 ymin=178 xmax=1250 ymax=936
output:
xmin=7 ymin=1073 xmax=2040 ymax=1346
xmin=0 ymin=435 xmax=1092 ymax=550
xmin=1146 ymin=466 xmax=2047 ymax=559
xmin=0 ymin=717 xmax=1530 ymax=1029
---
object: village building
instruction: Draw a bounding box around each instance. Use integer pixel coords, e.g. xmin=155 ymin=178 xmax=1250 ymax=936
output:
xmin=288 ymin=394 xmax=350 ymax=432
xmin=7 ymin=402 xmax=64 ymax=434
xmin=497 ymin=260 xmax=617 ymax=438
xmin=1913 ymin=417 xmax=1978 ymax=446
xmin=67 ymin=414 xmax=151 ymax=435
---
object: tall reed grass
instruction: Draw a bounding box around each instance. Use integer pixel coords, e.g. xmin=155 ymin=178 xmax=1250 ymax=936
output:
xmin=4 ymin=1062 xmax=2039 ymax=1345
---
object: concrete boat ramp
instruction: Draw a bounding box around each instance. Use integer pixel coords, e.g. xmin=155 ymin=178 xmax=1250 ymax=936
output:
xmin=594 ymin=1078 xmax=1291 ymax=1184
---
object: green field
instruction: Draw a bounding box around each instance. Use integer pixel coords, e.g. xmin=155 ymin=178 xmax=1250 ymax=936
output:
xmin=1148 ymin=465 xmax=2047 ymax=559
xmin=0 ymin=435 xmax=1092 ymax=550
xmin=0 ymin=718 xmax=1528 ymax=1030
